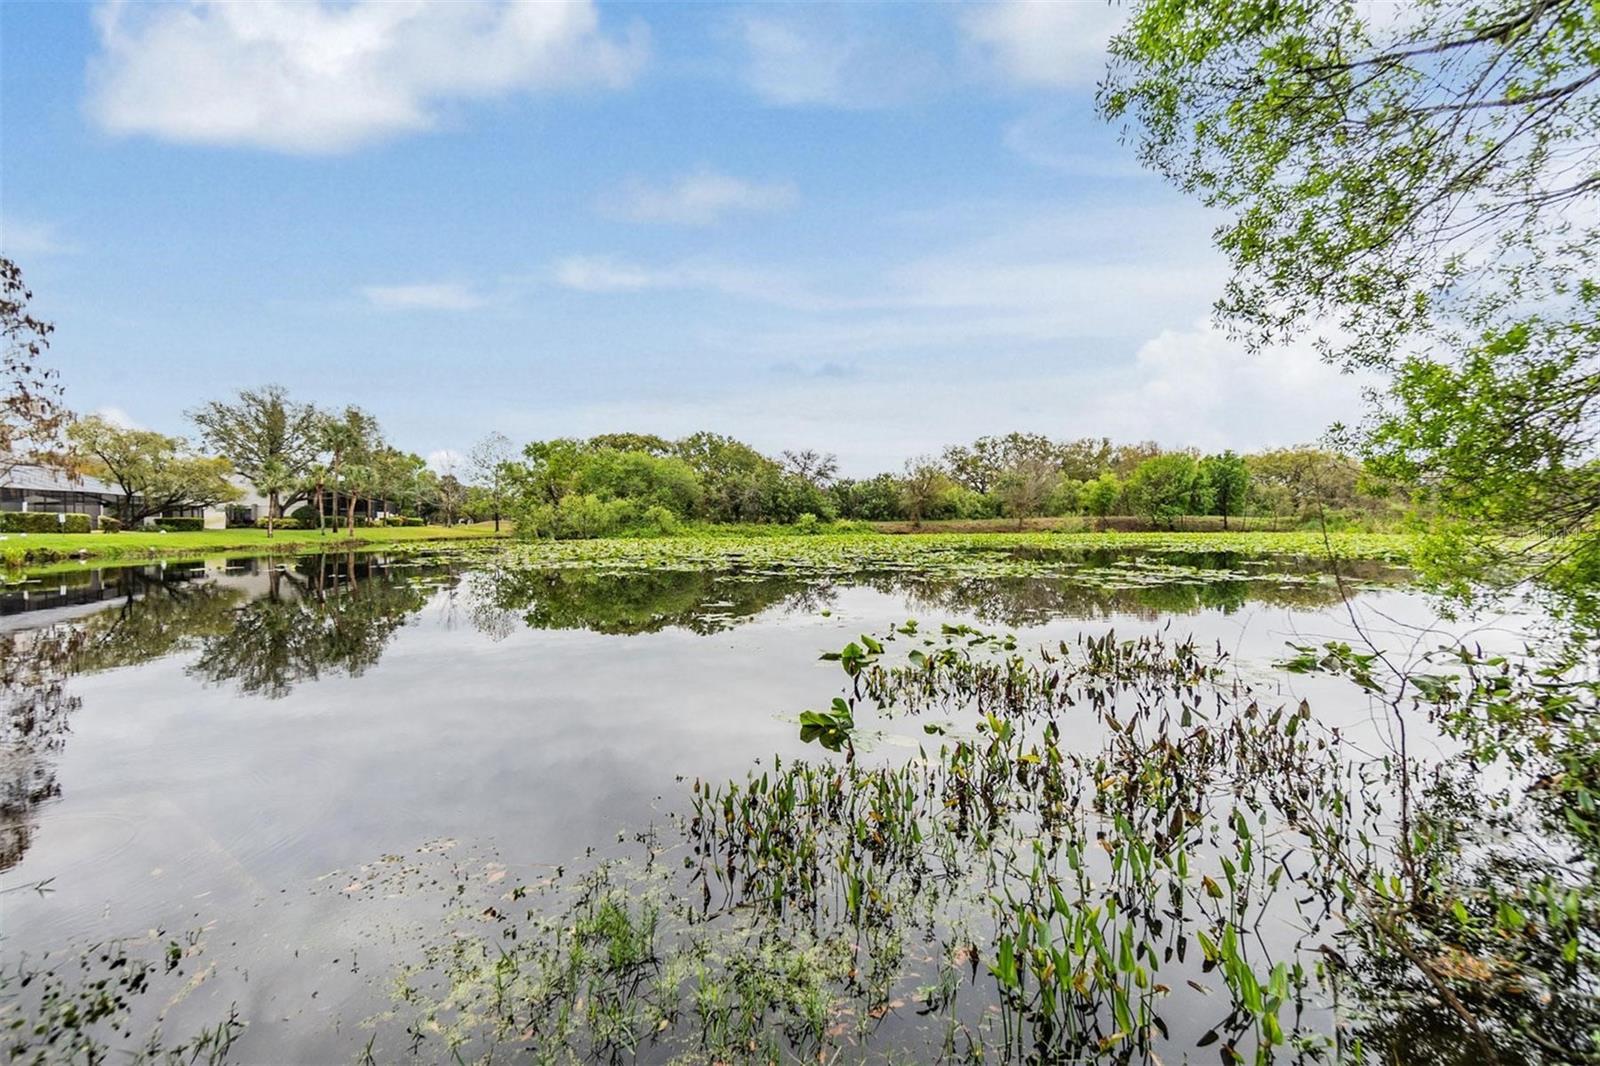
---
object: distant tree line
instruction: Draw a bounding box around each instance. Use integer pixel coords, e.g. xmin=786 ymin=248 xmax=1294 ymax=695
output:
xmin=501 ymin=429 xmax=1410 ymax=538
xmin=0 ymin=259 xmax=1409 ymax=539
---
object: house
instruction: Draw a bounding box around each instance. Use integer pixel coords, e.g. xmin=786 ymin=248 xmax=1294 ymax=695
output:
xmin=201 ymin=475 xmax=269 ymax=529
xmin=0 ymin=463 xmax=122 ymax=520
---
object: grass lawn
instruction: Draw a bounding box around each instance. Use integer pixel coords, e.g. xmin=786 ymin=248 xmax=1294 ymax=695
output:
xmin=0 ymin=522 xmax=507 ymax=568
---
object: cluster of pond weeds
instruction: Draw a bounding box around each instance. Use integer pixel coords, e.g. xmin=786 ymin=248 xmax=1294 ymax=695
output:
xmin=355 ymin=620 xmax=1596 ymax=1064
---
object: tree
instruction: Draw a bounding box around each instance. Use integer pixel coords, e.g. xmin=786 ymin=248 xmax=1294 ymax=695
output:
xmin=190 ymin=385 xmax=320 ymax=519
xmin=320 ymin=407 xmax=383 ymax=535
xmin=0 ymin=258 xmax=69 ymax=479
xmin=1200 ymin=451 xmax=1250 ymax=530
xmin=299 ymin=460 xmax=332 ymax=535
xmin=1103 ymin=0 xmax=1600 ymax=599
xmin=436 ymin=474 xmax=467 ymax=525
xmin=1248 ymin=447 xmax=1363 ymax=522
xmin=318 ymin=400 xmax=380 ymax=531
xmin=256 ymin=458 xmax=292 ymax=539
xmin=899 ymin=456 xmax=949 ymax=529
xmin=829 ymin=474 xmax=904 ymax=522
xmin=1126 ymin=454 xmax=1200 ymax=530
xmin=67 ymin=416 xmax=239 ymax=526
xmin=943 ymin=433 xmax=1062 ymax=494
xmin=673 ymin=432 xmax=784 ymax=523
xmin=469 ymin=432 xmax=516 ymax=533
xmin=994 ymin=457 xmax=1059 ymax=530
xmin=781 ymin=449 xmax=839 ymax=487
xmin=1082 ymin=473 xmax=1122 ymax=524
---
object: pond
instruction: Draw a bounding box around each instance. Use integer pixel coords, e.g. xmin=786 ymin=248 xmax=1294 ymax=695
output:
xmin=0 ymin=540 xmax=1576 ymax=1064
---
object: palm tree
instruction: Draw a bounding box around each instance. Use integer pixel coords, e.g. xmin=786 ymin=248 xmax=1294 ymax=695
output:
xmin=256 ymin=458 xmax=293 ymax=539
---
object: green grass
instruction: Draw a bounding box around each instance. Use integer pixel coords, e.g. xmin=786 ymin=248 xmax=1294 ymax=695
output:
xmin=0 ymin=522 xmax=507 ymax=569
xmin=1 ymin=523 xmax=1417 ymax=581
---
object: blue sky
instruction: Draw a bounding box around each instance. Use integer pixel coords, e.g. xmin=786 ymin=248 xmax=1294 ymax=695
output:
xmin=0 ymin=0 xmax=1366 ymax=476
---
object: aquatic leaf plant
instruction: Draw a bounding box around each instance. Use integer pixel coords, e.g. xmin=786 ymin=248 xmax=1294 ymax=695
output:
xmin=363 ymin=615 xmax=1598 ymax=1064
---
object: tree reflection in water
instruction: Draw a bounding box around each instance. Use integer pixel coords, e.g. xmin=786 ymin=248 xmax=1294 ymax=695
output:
xmin=186 ymin=557 xmax=438 ymax=698
xmin=0 ymin=549 xmax=1398 ymax=886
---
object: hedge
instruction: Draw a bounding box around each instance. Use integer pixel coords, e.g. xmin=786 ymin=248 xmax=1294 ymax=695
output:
xmin=256 ymin=517 xmax=303 ymax=530
xmin=0 ymin=512 xmax=93 ymax=533
xmin=98 ymin=516 xmax=122 ymax=533
xmin=153 ymin=517 xmax=204 ymax=532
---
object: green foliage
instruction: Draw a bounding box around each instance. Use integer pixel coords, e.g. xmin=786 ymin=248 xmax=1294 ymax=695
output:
xmin=67 ymin=415 xmax=241 ymax=526
xmin=1082 ymin=473 xmax=1122 ymax=518
xmin=1103 ymin=0 xmax=1600 ymax=603
xmin=828 ymin=475 xmax=905 ymax=521
xmin=1043 ymin=477 xmax=1082 ymax=517
xmin=1199 ymin=451 xmax=1250 ymax=528
xmin=96 ymin=516 xmax=120 ymax=533
xmin=152 ymin=517 xmax=204 ymax=532
xmin=1126 ymin=453 xmax=1200 ymax=528
xmin=189 ymin=384 xmax=321 ymax=501
xmin=0 ymin=512 xmax=92 ymax=533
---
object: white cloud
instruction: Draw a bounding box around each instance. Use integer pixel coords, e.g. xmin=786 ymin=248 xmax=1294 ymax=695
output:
xmin=550 ymin=255 xmax=837 ymax=309
xmin=0 ymin=218 xmax=77 ymax=257
xmin=552 ymin=256 xmax=676 ymax=294
xmin=361 ymin=282 xmax=487 ymax=311
xmin=735 ymin=12 xmax=933 ymax=108
xmin=1002 ymin=110 xmax=1146 ymax=176
xmin=93 ymin=406 xmax=141 ymax=429
xmin=86 ymin=0 xmax=647 ymax=153
xmin=1094 ymin=320 xmax=1374 ymax=451
xmin=427 ymin=449 xmax=464 ymax=475
xmin=500 ymin=321 xmax=1372 ymax=478
xmin=604 ymin=169 xmax=797 ymax=226
xmin=963 ymin=0 xmax=1126 ymax=88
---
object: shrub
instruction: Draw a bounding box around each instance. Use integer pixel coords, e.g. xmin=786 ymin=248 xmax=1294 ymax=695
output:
xmin=405 ymin=516 xmax=423 ymax=527
xmin=153 ymin=516 xmax=204 ymax=532
xmin=793 ymin=512 xmax=821 ymax=535
xmin=0 ymin=512 xmax=94 ymax=531
xmin=257 ymin=517 xmax=302 ymax=530
xmin=0 ymin=512 xmax=93 ymax=533
xmin=639 ymin=505 xmax=679 ymax=536
xmin=97 ymin=516 xmax=122 ymax=533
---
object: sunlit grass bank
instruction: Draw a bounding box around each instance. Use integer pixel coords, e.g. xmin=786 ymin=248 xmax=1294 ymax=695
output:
xmin=0 ymin=522 xmax=506 ymax=568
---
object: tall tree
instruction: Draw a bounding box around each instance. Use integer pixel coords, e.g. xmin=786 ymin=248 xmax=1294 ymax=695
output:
xmin=189 ymin=385 xmax=320 ymax=520
xmin=1200 ymin=451 xmax=1250 ymax=530
xmin=0 ymin=258 xmax=69 ymax=479
xmin=256 ymin=458 xmax=292 ymax=539
xmin=469 ymin=431 xmax=515 ymax=533
xmin=899 ymin=457 xmax=949 ymax=529
xmin=67 ymin=416 xmax=239 ymax=525
xmin=1126 ymin=454 xmax=1200 ymax=530
xmin=781 ymin=449 xmax=839 ymax=487
xmin=1104 ymin=0 xmax=1600 ymax=601
xmin=943 ymin=433 xmax=1062 ymax=494
xmin=319 ymin=407 xmax=382 ymax=535
xmin=436 ymin=473 xmax=467 ymax=525
xmin=994 ymin=457 xmax=1060 ymax=530
xmin=1082 ymin=473 xmax=1122 ymax=524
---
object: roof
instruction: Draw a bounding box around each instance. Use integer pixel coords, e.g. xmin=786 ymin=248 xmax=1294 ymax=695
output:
xmin=0 ymin=463 xmax=119 ymax=496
